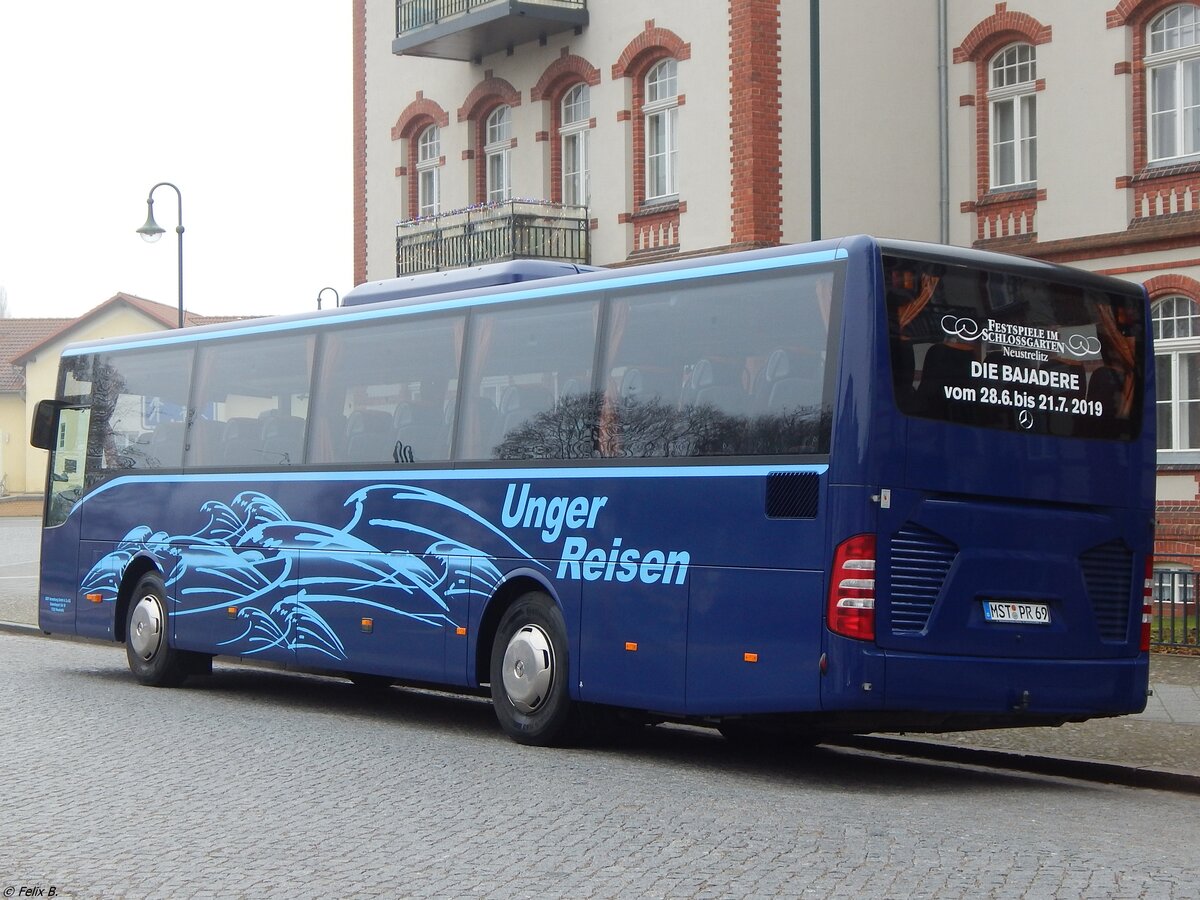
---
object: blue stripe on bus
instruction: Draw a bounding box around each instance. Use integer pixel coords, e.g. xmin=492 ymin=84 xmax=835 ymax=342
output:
xmin=61 ymin=248 xmax=849 ymax=357
xmin=73 ymin=462 xmax=829 ymax=510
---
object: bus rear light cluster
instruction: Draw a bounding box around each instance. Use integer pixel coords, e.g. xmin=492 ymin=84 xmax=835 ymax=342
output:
xmin=828 ymin=534 xmax=877 ymax=641
xmin=1141 ymin=556 xmax=1154 ymax=652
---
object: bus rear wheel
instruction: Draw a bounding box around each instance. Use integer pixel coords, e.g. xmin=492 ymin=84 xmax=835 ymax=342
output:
xmin=490 ymin=592 xmax=574 ymax=746
xmin=125 ymin=572 xmax=195 ymax=687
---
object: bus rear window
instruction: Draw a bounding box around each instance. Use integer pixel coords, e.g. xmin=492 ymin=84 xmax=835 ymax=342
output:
xmin=885 ymin=254 xmax=1145 ymax=440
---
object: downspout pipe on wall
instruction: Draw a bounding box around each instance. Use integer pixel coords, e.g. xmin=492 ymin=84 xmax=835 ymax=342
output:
xmin=811 ymin=0 xmax=821 ymax=241
xmin=938 ymin=0 xmax=950 ymax=244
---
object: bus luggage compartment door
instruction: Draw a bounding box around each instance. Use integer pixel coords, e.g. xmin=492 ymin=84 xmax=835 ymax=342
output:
xmin=876 ymin=491 xmax=1142 ymax=660
xmin=171 ymin=544 xmax=298 ymax=667
xmin=687 ymin=567 xmax=824 ymax=715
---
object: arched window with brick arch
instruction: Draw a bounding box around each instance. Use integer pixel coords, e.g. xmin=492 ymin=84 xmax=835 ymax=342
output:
xmin=1147 ymin=3 xmax=1200 ymax=163
xmin=560 ymin=84 xmax=591 ymax=206
xmin=532 ymin=53 xmax=601 ymax=208
xmin=391 ymin=94 xmax=449 ymax=222
xmin=954 ymin=6 xmax=1051 ymax=244
xmin=416 ymin=124 xmax=441 ymax=218
xmin=989 ymin=43 xmax=1038 ymax=189
xmin=1108 ymin=1 xmax=1200 ymax=223
xmin=644 ymin=59 xmax=679 ymax=202
xmin=612 ymin=22 xmax=691 ymax=256
xmin=1148 ymin=273 xmax=1200 ymax=450
xmin=485 ymin=105 xmax=513 ymax=202
xmin=457 ymin=75 xmax=522 ymax=205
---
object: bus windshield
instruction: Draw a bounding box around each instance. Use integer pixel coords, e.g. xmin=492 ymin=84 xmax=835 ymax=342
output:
xmin=886 ymin=253 xmax=1145 ymax=440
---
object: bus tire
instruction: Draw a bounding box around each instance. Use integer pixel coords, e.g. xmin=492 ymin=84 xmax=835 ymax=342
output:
xmin=125 ymin=572 xmax=191 ymax=688
xmin=489 ymin=591 xmax=574 ymax=746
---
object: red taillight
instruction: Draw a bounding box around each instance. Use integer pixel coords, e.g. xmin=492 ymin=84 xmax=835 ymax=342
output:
xmin=828 ymin=534 xmax=876 ymax=641
xmin=1141 ymin=556 xmax=1154 ymax=652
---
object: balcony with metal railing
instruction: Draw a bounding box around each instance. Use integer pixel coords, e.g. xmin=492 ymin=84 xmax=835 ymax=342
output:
xmin=396 ymin=200 xmax=590 ymax=275
xmin=394 ymin=0 xmax=588 ymax=62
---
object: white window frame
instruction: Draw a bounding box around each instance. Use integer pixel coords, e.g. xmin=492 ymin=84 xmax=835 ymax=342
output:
xmin=644 ymin=58 xmax=679 ymax=203
xmin=416 ymin=124 xmax=440 ymax=218
xmin=560 ymin=83 xmax=591 ymax=208
xmin=1147 ymin=4 xmax=1200 ymax=163
xmin=988 ymin=43 xmax=1037 ymax=189
xmin=485 ymin=105 xmax=512 ymax=203
xmin=1153 ymin=566 xmax=1196 ymax=605
xmin=1154 ymin=294 xmax=1200 ymax=452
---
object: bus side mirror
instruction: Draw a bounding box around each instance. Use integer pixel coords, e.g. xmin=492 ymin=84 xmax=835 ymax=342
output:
xmin=30 ymin=399 xmax=69 ymax=450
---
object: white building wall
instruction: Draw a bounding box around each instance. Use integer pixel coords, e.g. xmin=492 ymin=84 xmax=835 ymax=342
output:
xmin=820 ymin=0 xmax=942 ymax=243
xmin=1026 ymin=1 xmax=1128 ymax=242
xmin=364 ymin=2 xmax=1199 ymax=270
xmin=667 ymin=11 xmax=733 ymax=254
xmin=363 ymin=1 xmax=738 ymax=279
xmin=943 ymin=1 xmax=1138 ymax=246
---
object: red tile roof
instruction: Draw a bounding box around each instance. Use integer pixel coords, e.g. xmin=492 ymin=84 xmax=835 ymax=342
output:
xmin=0 ymin=318 xmax=71 ymax=392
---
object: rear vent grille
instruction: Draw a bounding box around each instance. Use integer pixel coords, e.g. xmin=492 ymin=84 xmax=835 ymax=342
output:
xmin=766 ymin=472 xmax=819 ymax=519
xmin=889 ymin=524 xmax=958 ymax=634
xmin=1080 ymin=540 xmax=1133 ymax=642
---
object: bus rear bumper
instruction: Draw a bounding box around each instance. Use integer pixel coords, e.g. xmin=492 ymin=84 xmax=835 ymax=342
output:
xmin=879 ymin=650 xmax=1150 ymax=720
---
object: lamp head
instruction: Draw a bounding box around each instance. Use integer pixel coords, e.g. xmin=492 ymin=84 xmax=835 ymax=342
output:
xmin=136 ymin=198 xmax=165 ymax=243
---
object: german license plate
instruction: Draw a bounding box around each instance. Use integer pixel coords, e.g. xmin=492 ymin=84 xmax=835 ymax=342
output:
xmin=982 ymin=600 xmax=1051 ymax=625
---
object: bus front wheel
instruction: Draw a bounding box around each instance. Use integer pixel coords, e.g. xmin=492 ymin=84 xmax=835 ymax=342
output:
xmin=125 ymin=572 xmax=193 ymax=688
xmin=489 ymin=592 xmax=574 ymax=746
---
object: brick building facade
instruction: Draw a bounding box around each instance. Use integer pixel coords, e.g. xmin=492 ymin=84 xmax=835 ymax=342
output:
xmin=355 ymin=0 xmax=1200 ymax=588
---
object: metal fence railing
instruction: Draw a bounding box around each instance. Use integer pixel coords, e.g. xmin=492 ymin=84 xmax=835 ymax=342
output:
xmin=1152 ymin=566 xmax=1200 ymax=649
xmin=396 ymin=200 xmax=590 ymax=276
xmin=396 ymin=0 xmax=586 ymax=36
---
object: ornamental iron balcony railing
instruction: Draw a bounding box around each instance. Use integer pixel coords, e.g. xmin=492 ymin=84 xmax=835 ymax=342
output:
xmin=394 ymin=0 xmax=588 ymax=61
xmin=396 ymin=200 xmax=590 ymax=275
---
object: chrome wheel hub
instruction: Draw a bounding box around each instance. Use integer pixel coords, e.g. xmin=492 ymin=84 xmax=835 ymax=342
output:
xmin=129 ymin=594 xmax=164 ymax=661
xmin=501 ymin=624 xmax=554 ymax=713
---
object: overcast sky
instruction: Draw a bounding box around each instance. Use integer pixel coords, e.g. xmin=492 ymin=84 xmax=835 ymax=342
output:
xmin=0 ymin=2 xmax=352 ymax=321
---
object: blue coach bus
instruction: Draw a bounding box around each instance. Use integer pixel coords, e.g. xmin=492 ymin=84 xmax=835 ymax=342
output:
xmin=31 ymin=235 xmax=1155 ymax=745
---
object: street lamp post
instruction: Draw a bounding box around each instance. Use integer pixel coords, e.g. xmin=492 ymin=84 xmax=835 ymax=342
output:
xmin=136 ymin=182 xmax=185 ymax=328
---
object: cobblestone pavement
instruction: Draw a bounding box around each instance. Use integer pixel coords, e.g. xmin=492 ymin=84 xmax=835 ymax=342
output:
xmin=0 ymin=517 xmax=38 ymax=629
xmin=3 ymin=631 xmax=1200 ymax=899
xmin=910 ymin=654 xmax=1200 ymax=774
xmin=5 ymin=513 xmax=1200 ymax=781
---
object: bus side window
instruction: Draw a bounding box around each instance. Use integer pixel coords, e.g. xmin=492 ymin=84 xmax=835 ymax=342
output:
xmin=462 ymin=300 xmax=598 ymax=460
xmin=188 ymin=333 xmax=314 ymax=468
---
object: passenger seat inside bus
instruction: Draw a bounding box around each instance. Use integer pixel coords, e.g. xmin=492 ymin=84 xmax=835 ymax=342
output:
xmin=914 ymin=342 xmax=975 ymax=416
xmin=260 ymin=413 xmax=306 ymax=465
xmin=619 ymin=367 xmax=679 ymax=407
xmin=497 ymin=385 xmax=554 ymax=437
xmin=752 ymin=348 xmax=817 ymax=413
xmin=344 ymin=409 xmax=395 ymax=463
xmin=393 ymin=401 xmax=446 ymax=461
xmin=146 ymin=421 xmax=185 ymax=469
xmin=1086 ymin=365 xmax=1125 ymax=412
xmin=221 ymin=417 xmax=262 ymax=466
xmin=681 ymin=358 xmax=747 ymax=415
xmin=184 ymin=418 xmax=225 ymax=467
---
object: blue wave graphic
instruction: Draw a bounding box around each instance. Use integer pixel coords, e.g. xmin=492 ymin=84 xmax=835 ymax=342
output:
xmin=82 ymin=484 xmax=541 ymax=661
